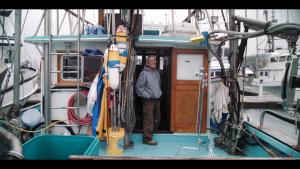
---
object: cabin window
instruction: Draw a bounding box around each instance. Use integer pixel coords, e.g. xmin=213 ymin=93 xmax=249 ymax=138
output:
xmin=176 ymin=54 xmax=203 ymax=80
xmin=137 ymin=55 xmax=143 ymax=65
xmin=3 ymin=50 xmax=13 ymax=64
xmin=61 ymin=55 xmax=81 ymax=80
xmin=224 ymin=48 xmax=230 ymax=57
xmin=270 ymin=57 xmax=277 ymax=62
xmin=279 ymin=56 xmax=286 ymax=62
xmin=215 ymin=71 xmax=221 ymax=77
xmin=265 ymin=71 xmax=268 ymax=76
xmin=260 ymin=71 xmax=264 ymax=76
xmin=83 ymin=56 xmax=102 ymax=82
xmin=159 ymin=57 xmax=164 ymax=70
xmin=211 ymin=72 xmax=214 ymax=77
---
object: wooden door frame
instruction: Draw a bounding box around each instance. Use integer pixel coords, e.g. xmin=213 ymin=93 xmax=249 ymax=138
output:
xmin=170 ymin=48 xmax=208 ymax=132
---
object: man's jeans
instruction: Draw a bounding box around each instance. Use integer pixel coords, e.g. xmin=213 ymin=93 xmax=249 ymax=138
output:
xmin=142 ymin=98 xmax=161 ymax=142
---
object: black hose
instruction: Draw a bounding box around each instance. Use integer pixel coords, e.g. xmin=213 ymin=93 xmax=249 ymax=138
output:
xmin=236 ymin=79 xmax=241 ymax=122
xmin=0 ymin=126 xmax=23 ymax=160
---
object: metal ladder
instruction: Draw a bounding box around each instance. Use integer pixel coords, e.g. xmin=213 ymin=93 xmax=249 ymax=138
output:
xmin=43 ymin=10 xmax=82 ymax=133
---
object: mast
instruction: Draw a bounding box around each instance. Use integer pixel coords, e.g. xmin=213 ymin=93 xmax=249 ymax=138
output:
xmin=271 ymin=9 xmax=275 ymax=51
xmin=264 ymin=9 xmax=274 ymax=52
xmin=43 ymin=10 xmax=51 ymax=131
xmin=13 ymin=10 xmax=21 ymax=110
xmin=98 ymin=9 xmax=105 ymax=26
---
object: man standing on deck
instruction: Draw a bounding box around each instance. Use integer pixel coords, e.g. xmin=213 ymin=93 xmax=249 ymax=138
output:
xmin=136 ymin=55 xmax=162 ymax=145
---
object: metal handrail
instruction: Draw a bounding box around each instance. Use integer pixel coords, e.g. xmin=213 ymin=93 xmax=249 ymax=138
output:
xmin=259 ymin=109 xmax=300 ymax=129
xmin=259 ymin=109 xmax=300 ymax=146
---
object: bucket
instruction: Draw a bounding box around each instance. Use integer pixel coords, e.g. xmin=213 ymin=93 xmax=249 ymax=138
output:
xmin=107 ymin=127 xmax=124 ymax=155
xmin=21 ymin=108 xmax=43 ymax=128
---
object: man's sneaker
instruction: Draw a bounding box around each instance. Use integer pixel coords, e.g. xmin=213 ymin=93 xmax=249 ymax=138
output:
xmin=143 ymin=140 xmax=158 ymax=145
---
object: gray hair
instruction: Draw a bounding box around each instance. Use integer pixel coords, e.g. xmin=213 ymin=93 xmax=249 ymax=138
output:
xmin=146 ymin=55 xmax=156 ymax=61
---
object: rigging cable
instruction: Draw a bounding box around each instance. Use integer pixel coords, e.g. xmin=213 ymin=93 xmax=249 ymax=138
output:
xmin=1 ymin=9 xmax=5 ymax=61
xmin=21 ymin=10 xmax=28 ymax=34
xmin=221 ymin=9 xmax=229 ymax=30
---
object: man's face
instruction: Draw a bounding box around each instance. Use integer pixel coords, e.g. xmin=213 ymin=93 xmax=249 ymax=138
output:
xmin=147 ymin=56 xmax=157 ymax=69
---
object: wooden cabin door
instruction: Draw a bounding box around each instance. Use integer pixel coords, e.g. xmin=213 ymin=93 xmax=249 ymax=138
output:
xmin=170 ymin=49 xmax=208 ymax=133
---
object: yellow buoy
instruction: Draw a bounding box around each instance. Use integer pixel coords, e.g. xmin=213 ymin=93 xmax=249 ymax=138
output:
xmin=190 ymin=35 xmax=205 ymax=43
xmin=107 ymin=127 xmax=125 ymax=155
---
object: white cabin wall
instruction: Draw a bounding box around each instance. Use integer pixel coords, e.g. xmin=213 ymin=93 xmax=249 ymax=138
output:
xmin=51 ymin=91 xmax=90 ymax=134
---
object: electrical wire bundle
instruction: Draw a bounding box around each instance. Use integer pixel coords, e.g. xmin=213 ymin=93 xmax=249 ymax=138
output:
xmin=67 ymin=90 xmax=92 ymax=125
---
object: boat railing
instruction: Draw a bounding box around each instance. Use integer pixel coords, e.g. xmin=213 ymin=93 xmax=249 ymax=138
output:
xmin=259 ymin=109 xmax=300 ymax=145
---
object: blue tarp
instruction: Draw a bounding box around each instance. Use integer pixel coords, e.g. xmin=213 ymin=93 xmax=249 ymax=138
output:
xmin=81 ymin=48 xmax=104 ymax=56
xmin=92 ymin=68 xmax=105 ymax=136
xmin=85 ymin=25 xmax=106 ymax=35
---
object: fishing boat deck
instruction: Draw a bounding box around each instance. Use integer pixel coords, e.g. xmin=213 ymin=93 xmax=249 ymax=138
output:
xmin=22 ymin=117 xmax=300 ymax=159
xmin=78 ymin=132 xmax=287 ymax=159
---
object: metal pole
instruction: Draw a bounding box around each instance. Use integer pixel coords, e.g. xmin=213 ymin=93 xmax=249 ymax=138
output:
xmin=13 ymin=10 xmax=22 ymax=110
xmin=111 ymin=9 xmax=115 ymax=35
xmin=287 ymin=10 xmax=289 ymax=23
xmin=171 ymin=9 xmax=175 ymax=36
xmin=43 ymin=10 xmax=51 ymax=132
xmin=187 ymin=9 xmax=191 ymax=23
xmin=57 ymin=10 xmax=59 ymax=35
xmin=82 ymin=10 xmax=85 ymax=34
xmin=271 ymin=9 xmax=275 ymax=51
xmin=229 ymin=9 xmax=239 ymax=125
xmin=229 ymin=10 xmax=237 ymax=79
xmin=263 ymin=9 xmax=268 ymax=22
xmin=77 ymin=9 xmax=81 ymax=133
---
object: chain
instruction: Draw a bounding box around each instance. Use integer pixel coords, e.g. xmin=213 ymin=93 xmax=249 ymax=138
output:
xmin=0 ymin=69 xmax=12 ymax=117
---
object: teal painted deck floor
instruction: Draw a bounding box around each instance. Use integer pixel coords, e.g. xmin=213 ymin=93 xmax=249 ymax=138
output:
xmin=87 ymin=132 xmax=273 ymax=158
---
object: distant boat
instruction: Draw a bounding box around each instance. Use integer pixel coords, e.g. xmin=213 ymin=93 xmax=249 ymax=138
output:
xmin=242 ymin=51 xmax=300 ymax=87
